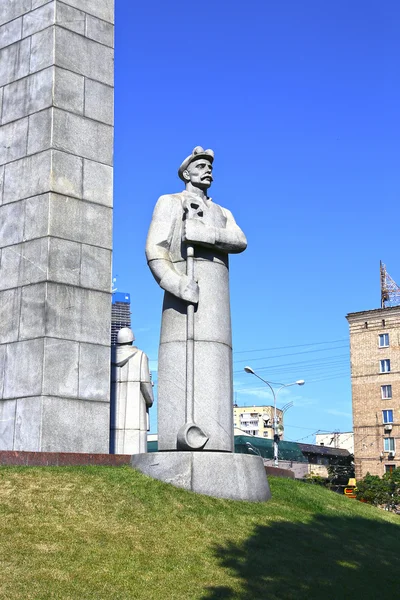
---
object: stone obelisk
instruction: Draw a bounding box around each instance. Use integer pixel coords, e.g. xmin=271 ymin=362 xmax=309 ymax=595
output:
xmin=0 ymin=0 xmax=114 ymax=452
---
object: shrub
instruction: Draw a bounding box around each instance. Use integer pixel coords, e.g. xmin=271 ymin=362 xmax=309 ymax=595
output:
xmin=356 ymin=468 xmax=400 ymax=511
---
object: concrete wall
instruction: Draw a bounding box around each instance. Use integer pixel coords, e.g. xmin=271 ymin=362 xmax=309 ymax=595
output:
xmin=0 ymin=0 xmax=114 ymax=452
xmin=264 ymin=460 xmax=310 ymax=479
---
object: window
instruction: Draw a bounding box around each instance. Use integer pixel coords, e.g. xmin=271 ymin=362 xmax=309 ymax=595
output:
xmin=380 ymin=359 xmax=391 ymax=373
xmin=382 ymin=319 xmax=386 ymax=327
xmin=385 ymin=464 xmax=396 ymax=474
xmin=382 ymin=410 xmax=393 ymax=424
xmin=381 ymin=385 xmax=392 ymax=399
xmin=379 ymin=333 xmax=389 ymax=348
xmin=384 ymin=438 xmax=395 ymax=453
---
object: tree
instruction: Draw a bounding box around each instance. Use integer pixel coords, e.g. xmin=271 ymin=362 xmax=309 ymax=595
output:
xmin=355 ymin=474 xmax=390 ymax=506
xmin=327 ymin=454 xmax=355 ymax=487
xmin=382 ymin=467 xmax=400 ymax=510
xmin=355 ymin=468 xmax=400 ymax=510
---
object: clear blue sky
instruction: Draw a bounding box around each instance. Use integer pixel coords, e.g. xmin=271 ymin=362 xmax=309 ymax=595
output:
xmin=113 ymin=1 xmax=400 ymax=443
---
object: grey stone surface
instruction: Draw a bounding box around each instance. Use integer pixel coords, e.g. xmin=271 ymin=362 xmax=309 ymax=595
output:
xmin=131 ymin=452 xmax=271 ymax=502
xmin=45 ymin=283 xmax=111 ymax=346
xmin=0 ymin=238 xmax=49 ymax=290
xmin=0 ymin=400 xmax=16 ymax=449
xmin=30 ymin=27 xmax=54 ymax=74
xmin=79 ymin=289 xmax=111 ymax=346
xmin=48 ymin=237 xmax=81 ymax=286
xmin=3 ymin=339 xmax=44 ymax=399
xmin=85 ymin=14 xmax=114 ymax=47
xmin=78 ymin=342 xmax=110 ymax=400
xmin=48 ymin=193 xmax=112 ymax=248
xmin=0 ymin=37 xmax=30 ymax=87
xmin=61 ymin=0 xmax=114 ymax=23
xmin=55 ymin=26 xmax=114 ymax=85
xmin=80 ymin=244 xmax=112 ymax=291
xmin=0 ymin=117 xmax=29 ymax=166
xmin=27 ymin=108 xmax=52 ymax=155
xmin=83 ymin=159 xmax=113 ymax=206
xmin=14 ymin=396 xmax=43 ymax=450
xmin=53 ymin=108 xmax=113 ymax=164
xmin=0 ymin=0 xmax=113 ymax=453
xmin=0 ymin=16 xmax=22 ymax=50
xmin=40 ymin=396 xmax=110 ymax=452
xmin=19 ymin=283 xmax=47 ymax=339
xmin=85 ymin=79 xmax=114 ymax=125
xmin=24 ymin=194 xmax=50 ymax=239
xmin=22 ymin=2 xmax=55 ymax=38
xmin=51 ymin=150 xmax=83 ymax=198
xmin=32 ymin=0 xmax=53 ymax=10
xmin=133 ymin=452 xmax=192 ymax=490
xmin=0 ymin=288 xmax=21 ymax=344
xmin=0 ymin=164 xmax=4 ymax=201
xmin=0 ymin=344 xmax=5 ymax=398
xmin=3 ymin=151 xmax=53 ymax=203
xmin=0 ymin=0 xmax=31 ymax=25
xmin=146 ymin=147 xmax=247 ymax=453
xmin=3 ymin=151 xmax=83 ymax=204
xmin=110 ymin=329 xmax=154 ymax=454
xmin=54 ymin=67 xmax=84 ymax=114
xmin=42 ymin=338 xmax=79 ymax=396
xmin=47 ymin=239 xmax=111 ymax=291
xmin=2 ymin=67 xmax=53 ymax=124
xmin=0 ymin=201 xmax=25 ymax=245
xmin=56 ymin=1 xmax=85 ymax=36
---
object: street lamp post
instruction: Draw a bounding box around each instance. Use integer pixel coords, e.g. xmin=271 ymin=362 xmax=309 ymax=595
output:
xmin=244 ymin=367 xmax=305 ymax=467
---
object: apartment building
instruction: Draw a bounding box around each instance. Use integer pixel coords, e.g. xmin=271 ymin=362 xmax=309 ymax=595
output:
xmin=233 ymin=405 xmax=284 ymax=439
xmin=346 ymin=306 xmax=400 ymax=478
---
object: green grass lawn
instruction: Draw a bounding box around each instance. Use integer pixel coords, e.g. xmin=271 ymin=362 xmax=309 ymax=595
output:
xmin=0 ymin=466 xmax=399 ymax=600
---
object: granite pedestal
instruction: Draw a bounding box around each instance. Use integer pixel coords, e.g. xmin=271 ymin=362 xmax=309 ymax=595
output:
xmin=132 ymin=452 xmax=271 ymax=502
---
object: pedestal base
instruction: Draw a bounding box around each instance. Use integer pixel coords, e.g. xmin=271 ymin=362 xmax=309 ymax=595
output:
xmin=131 ymin=451 xmax=271 ymax=502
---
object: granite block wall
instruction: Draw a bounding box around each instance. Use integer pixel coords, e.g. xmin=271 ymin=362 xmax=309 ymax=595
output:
xmin=0 ymin=0 xmax=114 ymax=452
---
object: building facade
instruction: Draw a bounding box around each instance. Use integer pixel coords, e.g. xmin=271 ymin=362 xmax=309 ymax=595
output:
xmin=111 ymin=292 xmax=131 ymax=345
xmin=346 ymin=306 xmax=400 ymax=478
xmin=233 ymin=405 xmax=284 ymax=439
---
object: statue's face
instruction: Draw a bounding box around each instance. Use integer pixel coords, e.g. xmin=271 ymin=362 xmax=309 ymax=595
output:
xmin=184 ymin=158 xmax=213 ymax=189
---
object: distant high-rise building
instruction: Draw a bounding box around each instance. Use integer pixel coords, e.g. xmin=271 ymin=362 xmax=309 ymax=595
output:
xmin=111 ymin=292 xmax=131 ymax=345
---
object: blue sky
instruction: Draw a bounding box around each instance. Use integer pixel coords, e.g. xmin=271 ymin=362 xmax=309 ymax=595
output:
xmin=113 ymin=1 xmax=400 ymax=443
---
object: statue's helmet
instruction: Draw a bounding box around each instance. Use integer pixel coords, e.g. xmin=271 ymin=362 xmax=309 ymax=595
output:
xmin=117 ymin=327 xmax=135 ymax=345
xmin=178 ymin=146 xmax=214 ymax=181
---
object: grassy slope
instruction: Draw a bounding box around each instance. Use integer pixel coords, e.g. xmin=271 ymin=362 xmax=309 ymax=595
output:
xmin=0 ymin=467 xmax=399 ymax=600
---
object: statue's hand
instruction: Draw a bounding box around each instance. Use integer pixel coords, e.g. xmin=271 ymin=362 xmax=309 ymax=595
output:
xmin=179 ymin=275 xmax=199 ymax=304
xmin=183 ymin=219 xmax=216 ymax=246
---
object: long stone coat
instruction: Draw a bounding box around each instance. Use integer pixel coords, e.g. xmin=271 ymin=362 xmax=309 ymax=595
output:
xmin=146 ymin=190 xmax=247 ymax=452
xmin=110 ymin=345 xmax=153 ymax=454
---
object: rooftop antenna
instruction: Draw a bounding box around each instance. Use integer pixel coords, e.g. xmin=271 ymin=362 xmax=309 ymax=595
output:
xmin=380 ymin=261 xmax=400 ymax=308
